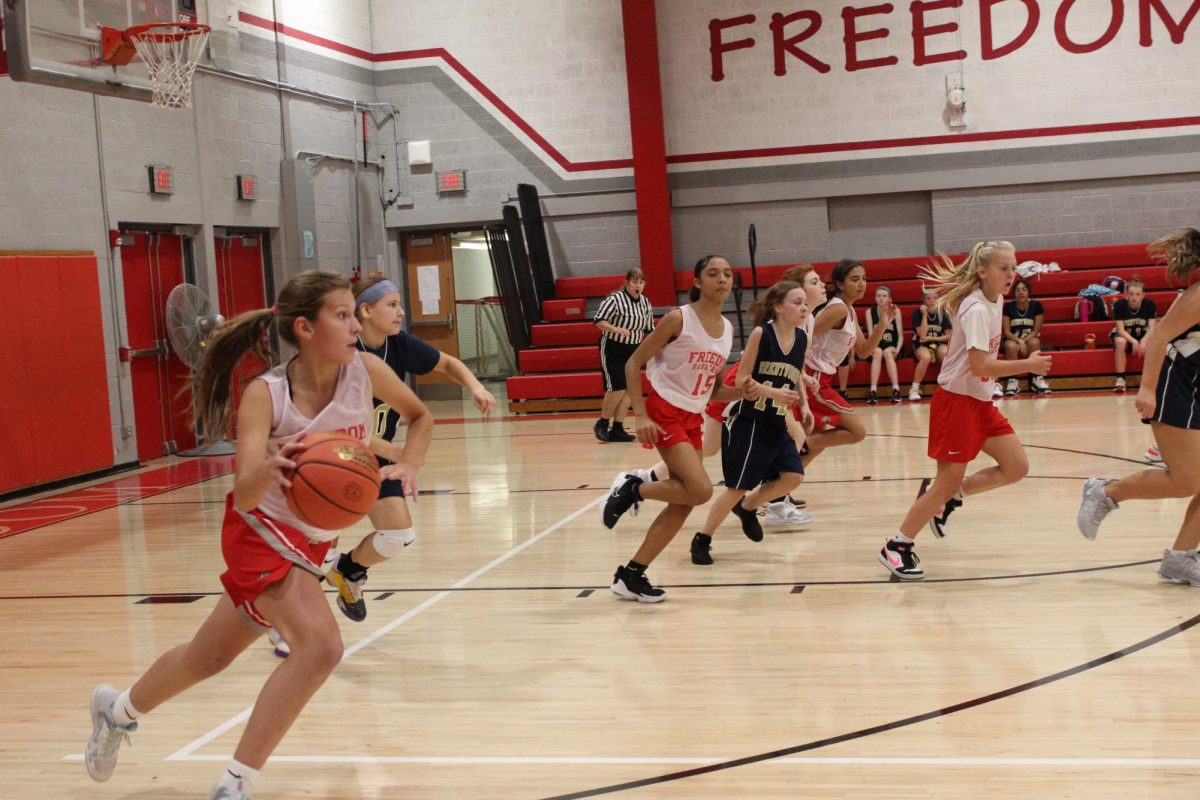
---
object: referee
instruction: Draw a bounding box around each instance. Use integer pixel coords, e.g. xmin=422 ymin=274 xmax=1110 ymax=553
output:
xmin=593 ymin=268 xmax=653 ymax=442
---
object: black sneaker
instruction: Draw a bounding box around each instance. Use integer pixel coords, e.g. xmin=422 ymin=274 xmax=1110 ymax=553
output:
xmin=788 ymin=495 xmax=807 ymax=509
xmin=610 ymin=565 xmax=667 ymax=602
xmin=600 ymin=472 xmax=643 ymax=529
xmin=891 ymin=388 xmax=902 ymax=404
xmin=327 ymin=564 xmax=368 ymax=622
xmin=879 ymin=538 xmax=925 ymax=580
xmin=867 ymin=389 xmax=878 ymax=406
xmin=593 ymin=419 xmax=610 ymax=443
xmin=608 ymin=422 xmax=636 ymax=442
xmin=730 ymin=500 xmax=763 ymax=542
xmin=690 ymin=532 xmax=713 ymax=565
xmin=917 ymin=478 xmax=962 ymax=538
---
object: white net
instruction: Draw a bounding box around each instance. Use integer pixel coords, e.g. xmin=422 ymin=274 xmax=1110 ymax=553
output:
xmin=128 ymin=24 xmax=210 ymax=109
xmin=455 ymin=299 xmax=516 ymax=380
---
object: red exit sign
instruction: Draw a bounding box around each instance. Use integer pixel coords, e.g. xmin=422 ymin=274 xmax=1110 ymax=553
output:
xmin=237 ymin=175 xmax=257 ymax=200
xmin=148 ymin=165 xmax=174 ymax=195
xmin=436 ymin=170 xmax=466 ymax=193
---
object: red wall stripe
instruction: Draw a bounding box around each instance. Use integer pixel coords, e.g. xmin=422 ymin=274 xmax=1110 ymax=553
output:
xmin=237 ymin=11 xmax=1200 ymax=173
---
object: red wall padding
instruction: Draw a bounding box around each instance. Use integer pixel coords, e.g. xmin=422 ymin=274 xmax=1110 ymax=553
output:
xmin=0 ymin=253 xmax=113 ymax=493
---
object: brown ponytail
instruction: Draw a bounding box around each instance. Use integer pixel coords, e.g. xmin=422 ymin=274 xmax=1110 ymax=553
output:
xmin=1149 ymin=228 xmax=1200 ymax=284
xmin=748 ymin=280 xmax=802 ymax=328
xmin=193 ymin=270 xmax=351 ymax=442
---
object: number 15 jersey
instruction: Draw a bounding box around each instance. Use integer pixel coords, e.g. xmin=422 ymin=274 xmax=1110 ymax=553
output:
xmin=647 ymin=304 xmax=733 ymax=413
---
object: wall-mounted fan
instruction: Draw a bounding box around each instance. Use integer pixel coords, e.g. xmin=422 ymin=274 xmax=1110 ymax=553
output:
xmin=165 ymin=283 xmax=235 ymax=456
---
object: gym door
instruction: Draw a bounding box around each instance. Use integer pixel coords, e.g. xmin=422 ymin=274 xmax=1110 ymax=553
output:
xmin=405 ymin=232 xmax=458 ymax=386
xmin=215 ymin=233 xmax=269 ymax=413
xmin=119 ymin=232 xmax=197 ymax=461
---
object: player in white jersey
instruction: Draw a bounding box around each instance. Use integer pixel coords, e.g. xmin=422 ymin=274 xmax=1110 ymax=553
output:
xmin=803 ymin=259 xmax=895 ymax=470
xmin=84 ymin=272 xmax=433 ymax=800
xmin=880 ymin=242 xmax=1051 ymax=580
xmin=602 ymin=255 xmax=741 ymax=602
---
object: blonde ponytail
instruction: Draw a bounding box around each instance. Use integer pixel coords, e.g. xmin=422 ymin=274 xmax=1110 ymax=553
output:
xmin=1149 ymin=228 xmax=1200 ymax=284
xmin=919 ymin=241 xmax=1014 ymax=314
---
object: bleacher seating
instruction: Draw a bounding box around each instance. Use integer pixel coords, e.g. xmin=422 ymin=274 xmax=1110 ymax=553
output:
xmin=508 ymin=243 xmax=1179 ymax=412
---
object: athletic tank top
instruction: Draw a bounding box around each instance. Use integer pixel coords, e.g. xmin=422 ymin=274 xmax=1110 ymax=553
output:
xmin=646 ymin=304 xmax=733 ymax=413
xmin=806 ymin=297 xmax=858 ymax=375
xmin=255 ymin=355 xmax=373 ymax=542
xmin=1169 ymin=321 xmax=1200 ymax=367
xmin=729 ymin=323 xmax=808 ymax=429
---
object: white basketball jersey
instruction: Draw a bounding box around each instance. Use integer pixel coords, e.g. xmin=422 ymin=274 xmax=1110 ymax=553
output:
xmin=255 ymin=355 xmax=373 ymax=542
xmin=937 ymin=288 xmax=1003 ymax=402
xmin=806 ymin=297 xmax=858 ymax=375
xmin=646 ymin=305 xmax=733 ymax=413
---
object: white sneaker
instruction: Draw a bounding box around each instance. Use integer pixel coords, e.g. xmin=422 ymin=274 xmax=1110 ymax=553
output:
xmin=208 ymin=781 xmax=253 ymax=799
xmin=1032 ymin=375 xmax=1052 ymax=394
xmin=85 ymin=684 xmax=136 ymax=782
xmin=632 ymin=468 xmax=655 ymax=484
xmin=1114 ymin=377 xmax=1127 ymax=393
xmin=763 ymin=501 xmax=815 ymax=526
xmin=269 ymin=629 xmax=289 ymax=658
xmin=1158 ymin=549 xmax=1200 ymax=586
xmin=1005 ymin=378 xmax=1019 ymax=396
xmin=1076 ymin=478 xmax=1118 ymax=540
xmin=908 ymin=385 xmax=921 ymax=402
xmin=992 ymin=383 xmax=1004 ymax=399
xmin=1145 ymin=444 xmax=1163 ymax=464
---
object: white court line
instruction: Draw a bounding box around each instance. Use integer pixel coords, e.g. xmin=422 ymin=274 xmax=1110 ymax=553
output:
xmin=62 ymin=493 xmax=606 ymax=764
xmin=77 ymin=754 xmax=1200 ymax=768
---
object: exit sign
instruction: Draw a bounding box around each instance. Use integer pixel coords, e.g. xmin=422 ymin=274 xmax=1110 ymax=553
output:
xmin=237 ymin=175 xmax=257 ymax=200
xmin=436 ymin=170 xmax=466 ymax=193
xmin=148 ymin=165 xmax=174 ymax=195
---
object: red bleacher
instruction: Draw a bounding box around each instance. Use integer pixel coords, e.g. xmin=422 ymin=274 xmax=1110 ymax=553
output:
xmin=510 ymin=243 xmax=1176 ymax=408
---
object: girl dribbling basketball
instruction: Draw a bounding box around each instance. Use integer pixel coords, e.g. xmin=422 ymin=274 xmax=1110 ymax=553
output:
xmin=602 ymin=256 xmax=740 ymax=602
xmin=84 ymin=271 xmax=433 ymax=800
xmin=880 ymin=242 xmax=1051 ymax=580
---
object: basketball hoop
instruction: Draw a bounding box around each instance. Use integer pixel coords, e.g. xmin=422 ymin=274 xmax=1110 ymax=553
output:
xmin=101 ymin=22 xmax=210 ymax=109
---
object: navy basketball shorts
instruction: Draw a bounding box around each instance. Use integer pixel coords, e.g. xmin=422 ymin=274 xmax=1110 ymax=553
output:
xmin=720 ymin=414 xmax=805 ymax=491
xmin=376 ymin=457 xmax=406 ymax=500
xmin=1148 ymin=352 xmax=1200 ymax=430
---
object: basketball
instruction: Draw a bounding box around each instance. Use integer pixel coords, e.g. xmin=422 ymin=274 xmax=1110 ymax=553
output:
xmin=285 ymin=432 xmax=380 ymax=530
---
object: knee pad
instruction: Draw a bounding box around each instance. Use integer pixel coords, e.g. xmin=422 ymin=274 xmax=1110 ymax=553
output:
xmin=372 ymin=527 xmax=416 ymax=558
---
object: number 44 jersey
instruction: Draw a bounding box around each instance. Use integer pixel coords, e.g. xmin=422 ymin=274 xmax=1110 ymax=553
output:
xmin=729 ymin=323 xmax=808 ymax=429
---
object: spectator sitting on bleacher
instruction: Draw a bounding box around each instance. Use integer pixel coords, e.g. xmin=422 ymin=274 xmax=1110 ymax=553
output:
xmin=1111 ymin=278 xmax=1157 ymax=393
xmin=1002 ymin=278 xmax=1051 ymax=396
xmin=908 ymin=289 xmax=951 ymax=401
xmin=866 ymin=285 xmax=904 ymax=404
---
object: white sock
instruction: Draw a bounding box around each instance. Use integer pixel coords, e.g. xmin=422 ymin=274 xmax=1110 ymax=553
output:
xmin=221 ymin=759 xmax=260 ymax=793
xmin=892 ymin=532 xmax=914 ymax=545
xmin=321 ymin=549 xmax=340 ymax=572
xmin=953 ymin=488 xmax=965 ymax=502
xmin=113 ymin=689 xmax=141 ymax=727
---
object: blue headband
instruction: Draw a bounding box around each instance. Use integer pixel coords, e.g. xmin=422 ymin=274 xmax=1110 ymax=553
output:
xmin=355 ymin=280 xmax=399 ymax=309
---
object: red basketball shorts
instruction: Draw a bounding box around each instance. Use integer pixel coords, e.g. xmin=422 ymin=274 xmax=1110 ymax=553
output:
xmin=218 ymin=493 xmax=332 ymax=631
xmin=927 ymin=388 xmax=1015 ymax=463
xmin=645 ymin=390 xmax=704 ymax=450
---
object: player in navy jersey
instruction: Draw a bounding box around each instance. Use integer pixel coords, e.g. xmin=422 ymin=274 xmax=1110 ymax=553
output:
xmin=691 ymin=280 xmax=811 ymax=565
xmin=270 ymin=277 xmax=495 ymax=650
xmin=909 ymin=289 xmax=951 ymax=401
xmin=1078 ymin=229 xmax=1200 ymax=587
xmin=1111 ymin=278 xmax=1158 ymax=392
xmin=1002 ymin=279 xmax=1050 ymax=395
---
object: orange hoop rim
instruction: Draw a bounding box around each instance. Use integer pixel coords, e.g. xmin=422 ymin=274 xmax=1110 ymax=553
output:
xmin=124 ymin=21 xmax=211 ymax=44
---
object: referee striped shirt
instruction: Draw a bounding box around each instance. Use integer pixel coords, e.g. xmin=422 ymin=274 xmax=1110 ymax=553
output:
xmin=594 ymin=289 xmax=653 ymax=345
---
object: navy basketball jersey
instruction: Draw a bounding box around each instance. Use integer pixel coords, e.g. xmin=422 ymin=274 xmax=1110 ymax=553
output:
xmin=915 ymin=308 xmax=949 ymax=344
xmin=1170 ymin=321 xmax=1200 ymax=368
xmin=732 ymin=323 xmax=807 ymax=428
xmin=356 ymin=332 xmax=440 ymax=444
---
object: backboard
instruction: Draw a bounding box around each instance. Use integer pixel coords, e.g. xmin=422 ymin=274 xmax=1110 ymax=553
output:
xmin=2 ymin=0 xmax=203 ymax=103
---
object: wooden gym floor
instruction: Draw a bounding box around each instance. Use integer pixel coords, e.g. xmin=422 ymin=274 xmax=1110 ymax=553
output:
xmin=2 ymin=391 xmax=1198 ymax=799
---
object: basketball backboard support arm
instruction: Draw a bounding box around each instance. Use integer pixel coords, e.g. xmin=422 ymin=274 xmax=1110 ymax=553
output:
xmin=3 ymin=0 xmax=153 ymax=102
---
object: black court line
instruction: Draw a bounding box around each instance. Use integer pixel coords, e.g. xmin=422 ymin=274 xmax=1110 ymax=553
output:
xmin=577 ymin=589 xmax=595 ymax=598
xmin=374 ymin=591 xmax=395 ymax=601
xmin=872 ymin=433 xmax=1151 ymax=467
xmin=135 ymin=594 xmax=205 ymax=604
xmin=540 ymin=610 xmax=1200 ymax=800
xmin=0 ymin=558 xmax=1160 ymax=602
